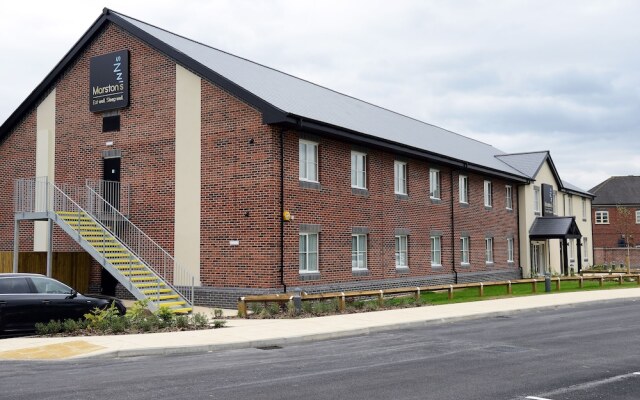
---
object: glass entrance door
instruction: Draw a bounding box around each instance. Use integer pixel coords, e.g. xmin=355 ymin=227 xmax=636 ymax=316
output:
xmin=531 ymin=243 xmax=546 ymax=276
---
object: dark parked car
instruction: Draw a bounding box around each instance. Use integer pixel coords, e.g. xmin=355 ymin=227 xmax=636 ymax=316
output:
xmin=0 ymin=273 xmax=126 ymax=335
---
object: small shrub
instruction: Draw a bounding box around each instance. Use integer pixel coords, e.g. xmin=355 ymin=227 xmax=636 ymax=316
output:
xmin=175 ymin=315 xmax=189 ymax=329
xmin=35 ymin=320 xmax=63 ymax=336
xmin=213 ymin=309 xmax=224 ymax=319
xmin=363 ymin=301 xmax=379 ymax=312
xmin=212 ymin=320 xmax=227 ymax=329
xmin=156 ymin=306 xmax=175 ymax=327
xmin=267 ymin=302 xmax=280 ymax=316
xmin=62 ymin=318 xmax=83 ymax=333
xmin=286 ymin=301 xmax=297 ymax=317
xmin=192 ymin=312 xmax=210 ymax=328
xmin=302 ymin=301 xmax=313 ymax=314
xmin=85 ymin=302 xmax=121 ymax=332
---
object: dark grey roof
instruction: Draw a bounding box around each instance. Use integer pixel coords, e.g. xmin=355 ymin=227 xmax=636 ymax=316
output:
xmin=561 ymin=180 xmax=593 ymax=198
xmin=590 ymin=176 xmax=640 ymax=205
xmin=495 ymin=151 xmax=549 ymax=179
xmin=0 ymin=9 xmax=528 ymax=181
xmin=529 ymin=217 xmax=582 ymax=239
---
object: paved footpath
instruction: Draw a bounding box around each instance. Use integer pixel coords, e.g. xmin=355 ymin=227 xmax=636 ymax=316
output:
xmin=1 ymin=288 xmax=640 ymax=361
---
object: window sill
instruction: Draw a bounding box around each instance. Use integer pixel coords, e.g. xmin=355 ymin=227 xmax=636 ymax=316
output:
xmin=351 ymin=187 xmax=369 ymax=197
xmin=395 ymin=266 xmax=410 ymax=274
xmin=459 ymin=202 xmax=469 ymax=208
xmin=395 ymin=193 xmax=409 ymax=200
xmin=352 ymin=269 xmax=370 ymax=277
xmin=430 ymin=264 xmax=443 ymax=270
xmin=430 ymin=198 xmax=441 ymax=204
xmin=298 ymin=272 xmax=321 ymax=281
xmin=299 ymin=180 xmax=321 ymax=190
xmin=485 ymin=206 xmax=493 ymax=210
xmin=485 ymin=262 xmax=494 ymax=267
xmin=460 ymin=262 xmax=470 ymax=268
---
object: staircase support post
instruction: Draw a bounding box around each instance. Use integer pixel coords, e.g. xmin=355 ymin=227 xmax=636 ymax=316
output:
xmin=46 ymin=219 xmax=53 ymax=277
xmin=12 ymin=219 xmax=19 ymax=273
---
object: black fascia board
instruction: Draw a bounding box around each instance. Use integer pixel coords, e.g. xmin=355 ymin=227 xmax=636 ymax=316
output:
xmin=104 ymin=10 xmax=289 ymax=125
xmin=274 ymin=115 xmax=529 ymax=183
xmin=0 ymin=13 xmax=110 ymax=142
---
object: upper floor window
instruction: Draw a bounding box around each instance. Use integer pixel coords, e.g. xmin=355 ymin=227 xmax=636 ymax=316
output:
xmin=429 ymin=169 xmax=440 ymax=199
xmin=636 ymin=210 xmax=640 ymax=224
xmin=595 ymin=210 xmax=609 ymax=224
xmin=533 ymin=186 xmax=541 ymax=213
xmin=505 ymin=185 xmax=513 ymax=210
xmin=553 ymin=190 xmax=558 ymax=215
xmin=394 ymin=161 xmax=407 ymax=195
xmin=299 ymin=139 xmax=318 ymax=182
xmin=351 ymin=151 xmax=367 ymax=189
xmin=430 ymin=236 xmax=441 ymax=266
xmin=484 ymin=180 xmax=492 ymax=208
xmin=564 ymin=194 xmax=573 ymax=216
xmin=582 ymin=198 xmax=587 ymax=220
xmin=459 ymin=175 xmax=468 ymax=204
xmin=351 ymin=234 xmax=367 ymax=270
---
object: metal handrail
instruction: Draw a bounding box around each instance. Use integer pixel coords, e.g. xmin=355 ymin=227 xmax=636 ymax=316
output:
xmin=83 ymin=183 xmax=195 ymax=306
xmin=85 ymin=179 xmax=131 ymax=217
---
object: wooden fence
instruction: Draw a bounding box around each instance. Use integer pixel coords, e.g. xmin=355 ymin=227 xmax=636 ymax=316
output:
xmin=0 ymin=251 xmax=91 ymax=293
xmin=237 ymin=274 xmax=640 ymax=318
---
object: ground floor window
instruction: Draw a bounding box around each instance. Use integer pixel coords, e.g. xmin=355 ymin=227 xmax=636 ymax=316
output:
xmin=352 ymin=234 xmax=367 ymax=270
xmin=395 ymin=235 xmax=408 ymax=267
xmin=507 ymin=238 xmax=514 ymax=262
xmin=460 ymin=237 xmax=470 ymax=265
xmin=430 ymin=236 xmax=441 ymax=266
xmin=299 ymin=233 xmax=318 ymax=272
xmin=485 ymin=238 xmax=493 ymax=263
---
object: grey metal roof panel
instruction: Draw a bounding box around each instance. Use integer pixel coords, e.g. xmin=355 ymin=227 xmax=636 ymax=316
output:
xmin=529 ymin=217 xmax=582 ymax=239
xmin=590 ymin=176 xmax=640 ymax=205
xmin=114 ymin=12 xmax=525 ymax=177
xmin=495 ymin=151 xmax=548 ymax=179
xmin=561 ymin=180 xmax=593 ymax=198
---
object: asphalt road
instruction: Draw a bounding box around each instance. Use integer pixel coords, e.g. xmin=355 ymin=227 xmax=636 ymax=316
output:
xmin=2 ymin=299 xmax=640 ymax=399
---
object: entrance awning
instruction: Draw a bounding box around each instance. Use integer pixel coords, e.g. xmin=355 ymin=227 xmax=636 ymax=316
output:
xmin=529 ymin=216 xmax=582 ymax=240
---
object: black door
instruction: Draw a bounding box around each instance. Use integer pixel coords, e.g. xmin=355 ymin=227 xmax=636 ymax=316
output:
xmin=102 ymin=157 xmax=121 ymax=210
xmin=102 ymin=157 xmax=121 ymax=296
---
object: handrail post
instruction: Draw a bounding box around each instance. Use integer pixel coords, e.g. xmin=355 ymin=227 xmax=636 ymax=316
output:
xmin=448 ymin=285 xmax=454 ymax=300
xmin=556 ymin=277 xmax=561 ymax=291
xmin=479 ymin=282 xmax=484 ymax=297
xmin=238 ymin=297 xmax=247 ymax=318
xmin=338 ymin=292 xmax=346 ymax=312
xmin=507 ymin=280 xmax=512 ymax=295
xmin=377 ymin=290 xmax=384 ymax=307
xmin=531 ymin=279 xmax=537 ymax=293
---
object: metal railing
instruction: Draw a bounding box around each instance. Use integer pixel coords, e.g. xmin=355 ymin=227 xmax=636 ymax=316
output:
xmin=83 ymin=182 xmax=195 ymax=306
xmin=86 ymin=179 xmax=130 ymax=217
xmin=14 ymin=177 xmax=195 ymax=308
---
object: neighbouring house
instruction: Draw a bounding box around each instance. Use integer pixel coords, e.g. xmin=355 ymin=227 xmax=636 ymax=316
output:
xmin=496 ymin=152 xmax=594 ymax=277
xmin=0 ymin=9 xmax=590 ymax=308
xmin=590 ymin=176 xmax=640 ymax=269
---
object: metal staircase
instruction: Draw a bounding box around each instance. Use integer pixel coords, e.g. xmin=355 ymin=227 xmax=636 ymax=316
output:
xmin=14 ymin=177 xmax=195 ymax=313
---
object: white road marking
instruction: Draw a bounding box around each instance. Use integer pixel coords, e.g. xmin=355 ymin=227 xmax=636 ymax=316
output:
xmin=634 ymin=372 xmax=640 ymax=375
xmin=526 ymin=397 xmax=553 ymax=400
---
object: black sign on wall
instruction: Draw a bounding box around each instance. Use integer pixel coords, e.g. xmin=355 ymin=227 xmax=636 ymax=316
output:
xmin=542 ymin=183 xmax=554 ymax=216
xmin=89 ymin=50 xmax=129 ymax=113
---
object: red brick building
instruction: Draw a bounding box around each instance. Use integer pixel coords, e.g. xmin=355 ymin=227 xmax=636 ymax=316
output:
xmin=591 ymin=176 xmax=640 ymax=268
xmin=1 ymin=9 xmax=531 ymax=307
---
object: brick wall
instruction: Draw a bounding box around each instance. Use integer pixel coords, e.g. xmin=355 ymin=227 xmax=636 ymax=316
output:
xmin=592 ymin=206 xmax=640 ymax=248
xmin=594 ymin=247 xmax=640 ymax=268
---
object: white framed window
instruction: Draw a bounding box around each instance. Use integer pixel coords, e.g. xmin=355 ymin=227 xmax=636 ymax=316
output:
xmin=429 ymin=169 xmax=440 ymax=199
xmin=351 ymin=234 xmax=367 ymax=270
xmin=636 ymin=210 xmax=640 ymax=224
xmin=568 ymin=239 xmax=574 ymax=261
xmin=430 ymin=236 xmax=441 ymax=266
xmin=395 ymin=235 xmax=408 ymax=267
xmin=485 ymin=238 xmax=494 ymax=263
xmin=583 ymin=237 xmax=589 ymax=262
xmin=484 ymin=180 xmax=492 ymax=207
xmin=460 ymin=236 xmax=470 ymax=265
xmin=582 ymin=198 xmax=587 ymax=220
xmin=507 ymin=238 xmax=514 ymax=263
xmin=299 ymin=139 xmax=318 ymax=182
xmin=299 ymin=233 xmax=318 ymax=272
xmin=459 ymin=175 xmax=468 ymax=204
xmin=567 ymin=195 xmax=573 ymax=216
xmin=505 ymin=185 xmax=512 ymax=210
xmin=394 ymin=161 xmax=407 ymax=195
xmin=553 ymin=190 xmax=558 ymax=215
xmin=533 ymin=186 xmax=541 ymax=213
xmin=351 ymin=151 xmax=366 ymax=189
xmin=595 ymin=210 xmax=609 ymax=224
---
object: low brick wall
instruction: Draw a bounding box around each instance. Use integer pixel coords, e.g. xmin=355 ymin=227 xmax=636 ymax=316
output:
xmin=594 ymin=247 xmax=640 ymax=268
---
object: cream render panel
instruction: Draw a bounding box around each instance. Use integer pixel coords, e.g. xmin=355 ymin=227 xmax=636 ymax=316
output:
xmin=34 ymin=89 xmax=56 ymax=251
xmin=174 ymin=65 xmax=201 ymax=285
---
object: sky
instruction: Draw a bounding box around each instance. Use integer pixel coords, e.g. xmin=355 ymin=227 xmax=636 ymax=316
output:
xmin=1 ymin=0 xmax=639 ymax=191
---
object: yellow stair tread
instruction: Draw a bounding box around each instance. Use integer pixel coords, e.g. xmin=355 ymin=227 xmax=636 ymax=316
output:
xmin=141 ymin=288 xmax=172 ymax=294
xmin=136 ymin=283 xmax=168 ymax=288
xmin=130 ymin=276 xmax=157 ymax=281
xmin=121 ymin=271 xmax=152 ymax=276
xmin=171 ymin=307 xmax=193 ymax=314
xmin=148 ymin=295 xmax=179 ymax=301
xmin=156 ymin=301 xmax=186 ymax=307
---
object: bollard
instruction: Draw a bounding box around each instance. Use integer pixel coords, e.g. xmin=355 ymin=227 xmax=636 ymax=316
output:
xmin=237 ymin=297 xmax=247 ymax=318
xmin=507 ymin=280 xmax=512 ymax=295
xmin=544 ymin=274 xmax=551 ymax=293
xmin=292 ymin=287 xmax=302 ymax=314
xmin=338 ymin=292 xmax=346 ymax=312
xmin=532 ymin=279 xmax=537 ymax=293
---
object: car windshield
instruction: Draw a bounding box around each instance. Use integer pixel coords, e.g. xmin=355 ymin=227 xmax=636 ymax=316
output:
xmin=30 ymin=277 xmax=73 ymax=294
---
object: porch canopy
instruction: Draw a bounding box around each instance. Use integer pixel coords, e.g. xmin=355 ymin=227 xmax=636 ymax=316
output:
xmin=529 ymin=216 xmax=583 ymax=274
